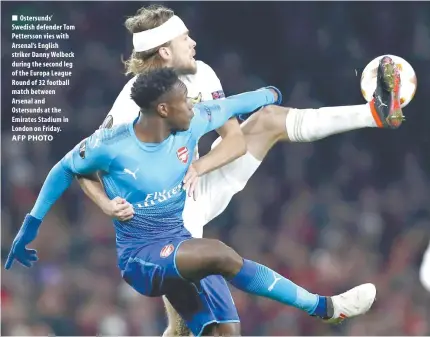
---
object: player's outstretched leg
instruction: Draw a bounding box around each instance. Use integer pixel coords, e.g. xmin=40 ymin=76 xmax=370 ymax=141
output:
xmin=175 ymin=239 xmax=376 ymax=323
xmin=215 ymin=55 xmax=404 ymax=162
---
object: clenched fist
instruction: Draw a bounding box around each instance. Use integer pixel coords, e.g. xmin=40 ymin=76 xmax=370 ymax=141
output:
xmin=103 ymin=197 xmax=134 ymax=221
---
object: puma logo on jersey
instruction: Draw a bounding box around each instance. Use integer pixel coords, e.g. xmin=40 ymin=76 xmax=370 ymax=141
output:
xmin=124 ymin=168 xmax=139 ymax=180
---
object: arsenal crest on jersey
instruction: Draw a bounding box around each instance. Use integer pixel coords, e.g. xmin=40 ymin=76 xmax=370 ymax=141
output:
xmin=176 ymin=146 xmax=189 ymax=164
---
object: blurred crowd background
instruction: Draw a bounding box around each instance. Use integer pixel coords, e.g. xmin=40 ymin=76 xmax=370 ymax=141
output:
xmin=2 ymin=1 xmax=430 ymax=336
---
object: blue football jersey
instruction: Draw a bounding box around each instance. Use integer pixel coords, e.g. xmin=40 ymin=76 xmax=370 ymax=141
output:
xmin=29 ymin=88 xmax=278 ymax=268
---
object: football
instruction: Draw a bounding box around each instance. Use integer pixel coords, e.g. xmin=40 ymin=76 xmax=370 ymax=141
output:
xmin=360 ymin=55 xmax=417 ymax=108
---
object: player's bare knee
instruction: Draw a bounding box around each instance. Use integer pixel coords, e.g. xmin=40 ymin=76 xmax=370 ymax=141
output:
xmin=176 ymin=239 xmax=242 ymax=279
xmin=207 ymin=240 xmax=242 ymax=278
xmin=261 ymin=105 xmax=290 ymax=132
xmin=243 ymin=105 xmax=290 ymax=141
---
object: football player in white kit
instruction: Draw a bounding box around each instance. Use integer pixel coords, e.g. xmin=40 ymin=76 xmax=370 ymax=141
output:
xmin=77 ymin=5 xmax=404 ymax=336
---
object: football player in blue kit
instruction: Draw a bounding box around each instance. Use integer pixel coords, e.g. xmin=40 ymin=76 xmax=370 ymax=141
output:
xmin=5 ymin=68 xmax=376 ymax=336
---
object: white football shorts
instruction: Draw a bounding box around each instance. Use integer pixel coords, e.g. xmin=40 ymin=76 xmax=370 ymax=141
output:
xmin=182 ymin=141 xmax=261 ymax=238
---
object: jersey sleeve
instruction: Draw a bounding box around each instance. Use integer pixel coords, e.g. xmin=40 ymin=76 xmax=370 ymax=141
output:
xmin=101 ymin=77 xmax=140 ymax=128
xmin=197 ymin=61 xmax=225 ymax=100
xmin=30 ymin=130 xmax=113 ymax=220
xmin=190 ymin=88 xmax=276 ymax=139
xmin=61 ymin=129 xmax=113 ymax=175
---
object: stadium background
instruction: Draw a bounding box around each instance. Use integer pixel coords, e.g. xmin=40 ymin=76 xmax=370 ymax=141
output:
xmin=1 ymin=1 xmax=430 ymax=335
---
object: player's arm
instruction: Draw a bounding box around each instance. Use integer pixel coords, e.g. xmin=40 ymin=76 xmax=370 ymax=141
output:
xmin=75 ymin=172 xmax=118 ymax=217
xmin=191 ymin=87 xmax=281 ymax=138
xmin=76 ymin=81 xmax=138 ymax=221
xmin=76 ymin=153 xmax=128 ymax=220
xmin=4 ymin=131 xmax=111 ymax=270
xmin=33 ymin=132 xmax=111 ymax=220
xmin=78 ymin=124 xmax=115 ymax=217
xmin=193 ymin=118 xmax=245 ymax=176
xmin=184 ymin=85 xmax=281 ymax=199
xmin=76 ymin=162 xmax=133 ymax=221
xmin=191 ymin=64 xmax=246 ymax=176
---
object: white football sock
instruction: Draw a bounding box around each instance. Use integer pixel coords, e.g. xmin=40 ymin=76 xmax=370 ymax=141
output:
xmin=285 ymin=104 xmax=377 ymax=142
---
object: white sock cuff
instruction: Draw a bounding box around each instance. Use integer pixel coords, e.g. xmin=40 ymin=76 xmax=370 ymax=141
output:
xmin=285 ymin=108 xmax=303 ymax=142
xmin=285 ymin=105 xmax=375 ymax=142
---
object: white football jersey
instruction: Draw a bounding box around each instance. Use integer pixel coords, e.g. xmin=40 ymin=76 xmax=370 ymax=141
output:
xmin=102 ymin=60 xmax=224 ymax=128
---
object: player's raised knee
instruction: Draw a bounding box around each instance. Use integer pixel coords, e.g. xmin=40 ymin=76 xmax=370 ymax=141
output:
xmin=243 ymin=105 xmax=290 ymax=141
xmin=260 ymin=105 xmax=290 ymax=126
xmin=177 ymin=238 xmax=243 ymax=279
xmin=204 ymin=239 xmax=242 ymax=277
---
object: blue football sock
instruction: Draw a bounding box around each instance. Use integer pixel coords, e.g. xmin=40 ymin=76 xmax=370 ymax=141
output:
xmin=229 ymin=259 xmax=327 ymax=317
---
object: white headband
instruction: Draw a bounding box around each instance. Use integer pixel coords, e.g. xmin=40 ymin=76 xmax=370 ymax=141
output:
xmin=133 ymin=15 xmax=188 ymax=52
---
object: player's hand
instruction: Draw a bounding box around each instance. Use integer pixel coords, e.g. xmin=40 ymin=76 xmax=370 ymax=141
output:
xmin=5 ymin=214 xmax=41 ymax=270
xmin=105 ymin=197 xmax=134 ymax=221
xmin=183 ymin=164 xmax=200 ymax=201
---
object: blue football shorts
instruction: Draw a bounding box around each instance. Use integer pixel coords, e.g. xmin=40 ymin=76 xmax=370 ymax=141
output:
xmin=121 ymin=237 xmax=240 ymax=336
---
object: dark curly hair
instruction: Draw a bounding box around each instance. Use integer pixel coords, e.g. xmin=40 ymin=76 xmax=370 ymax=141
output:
xmin=130 ymin=67 xmax=182 ymax=111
